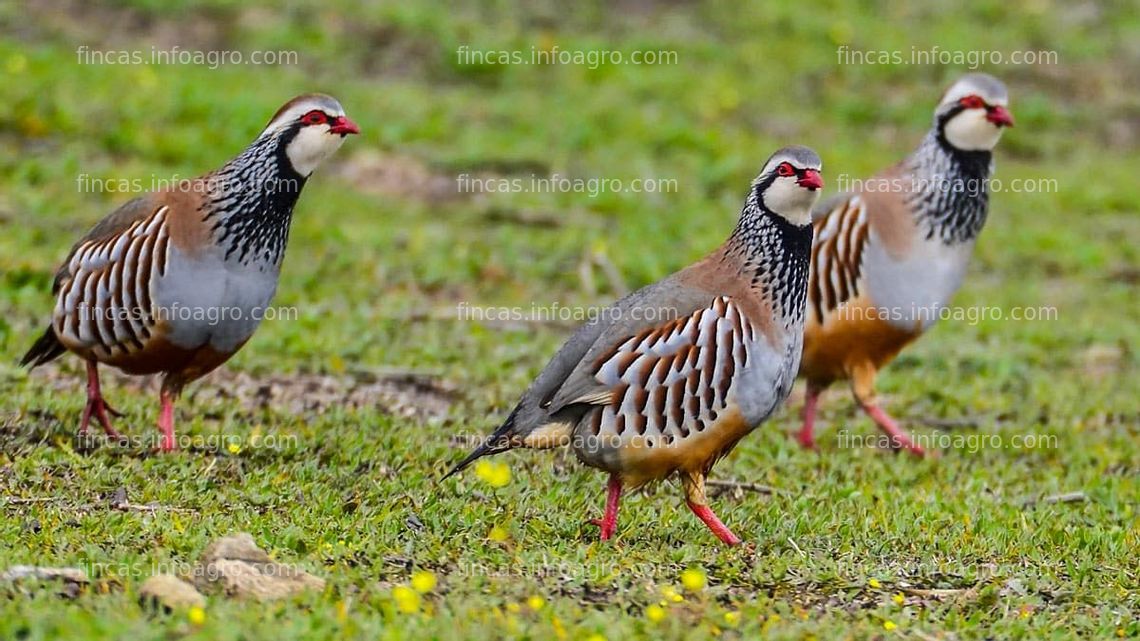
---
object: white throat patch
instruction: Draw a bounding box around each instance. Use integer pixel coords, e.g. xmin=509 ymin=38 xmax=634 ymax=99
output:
xmin=762 ymin=176 xmax=819 ymax=226
xmin=944 ymin=108 xmax=1004 ymax=151
xmin=284 ymin=126 xmax=346 ymax=177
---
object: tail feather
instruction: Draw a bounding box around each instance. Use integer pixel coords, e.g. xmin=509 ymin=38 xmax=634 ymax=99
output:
xmin=441 ymin=409 xmax=520 ymax=481
xmin=20 ymin=326 xmax=65 ymax=369
xmin=440 ymin=440 xmax=508 ymax=481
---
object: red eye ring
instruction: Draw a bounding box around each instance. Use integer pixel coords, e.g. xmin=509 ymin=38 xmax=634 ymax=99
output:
xmin=959 ymin=95 xmax=986 ymax=110
xmin=301 ymin=110 xmax=328 ymax=125
xmin=776 ymin=162 xmax=796 ymax=177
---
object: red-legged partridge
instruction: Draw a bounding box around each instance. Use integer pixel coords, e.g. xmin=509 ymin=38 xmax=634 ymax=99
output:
xmin=445 ymin=146 xmax=824 ymax=545
xmin=798 ymin=73 xmax=1013 ymax=456
xmin=20 ymin=94 xmax=359 ymax=451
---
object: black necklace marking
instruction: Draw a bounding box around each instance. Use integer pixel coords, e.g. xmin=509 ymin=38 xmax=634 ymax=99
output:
xmin=726 ymin=188 xmax=814 ymax=328
xmin=906 ymin=128 xmax=993 ymax=245
xmin=201 ymin=124 xmax=308 ymax=267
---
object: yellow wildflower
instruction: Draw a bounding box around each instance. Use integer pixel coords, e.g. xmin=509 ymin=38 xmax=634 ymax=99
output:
xmin=393 ymin=585 xmax=421 ymax=613
xmin=645 ymin=604 xmax=666 ymax=623
xmin=680 ymin=567 xmax=707 ymax=592
xmin=187 ymin=606 xmax=206 ymax=625
xmin=475 ymin=460 xmax=511 ymax=488
xmin=411 ymin=570 xmax=436 ymax=593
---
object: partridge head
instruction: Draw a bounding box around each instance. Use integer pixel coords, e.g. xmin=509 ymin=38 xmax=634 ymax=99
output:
xmin=936 ymin=73 xmax=1014 ymax=151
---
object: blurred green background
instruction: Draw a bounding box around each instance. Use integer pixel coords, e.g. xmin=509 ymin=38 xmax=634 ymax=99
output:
xmin=0 ymin=1 xmax=1137 ymax=639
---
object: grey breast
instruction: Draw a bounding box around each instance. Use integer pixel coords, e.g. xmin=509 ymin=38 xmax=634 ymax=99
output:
xmin=155 ymin=243 xmax=282 ymax=353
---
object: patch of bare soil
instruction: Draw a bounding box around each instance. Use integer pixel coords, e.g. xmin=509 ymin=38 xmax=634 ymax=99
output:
xmin=1080 ymin=343 xmax=1128 ymax=380
xmin=197 ymin=369 xmax=456 ymax=423
xmin=335 ymin=151 xmax=608 ymax=230
xmin=18 ymin=0 xmax=232 ymax=53
xmin=335 ymin=150 xmax=464 ymax=204
xmin=16 ymin=363 xmax=457 ymax=424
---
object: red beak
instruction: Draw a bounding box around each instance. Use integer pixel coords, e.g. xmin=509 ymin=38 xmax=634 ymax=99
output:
xmin=329 ymin=116 xmax=361 ymax=136
xmin=986 ymin=105 xmax=1014 ymax=128
xmin=797 ymin=169 xmax=823 ymax=191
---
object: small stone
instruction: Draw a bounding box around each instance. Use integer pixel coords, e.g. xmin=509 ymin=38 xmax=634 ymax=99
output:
xmin=109 ymin=487 xmax=129 ymax=509
xmin=405 ymin=512 xmax=425 ymax=532
xmin=0 ymin=566 xmax=89 ymax=599
xmin=138 ymin=574 xmax=206 ymax=612
xmin=0 ymin=566 xmax=88 ymax=584
xmin=199 ymin=533 xmax=272 ymax=566
xmin=192 ymin=533 xmax=325 ymax=601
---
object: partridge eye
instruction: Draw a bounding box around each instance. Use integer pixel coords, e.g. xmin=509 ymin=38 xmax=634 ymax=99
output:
xmin=301 ymin=110 xmax=328 ymax=125
xmin=776 ymin=162 xmax=796 ymax=177
xmin=959 ymin=95 xmax=985 ymax=110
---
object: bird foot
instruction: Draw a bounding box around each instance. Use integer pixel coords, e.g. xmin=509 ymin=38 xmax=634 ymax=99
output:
xmin=863 ymin=403 xmax=930 ymax=458
xmin=588 ymin=475 xmax=623 ymax=541
xmin=79 ymin=361 xmax=125 ymax=444
xmin=686 ymin=501 xmax=742 ymax=546
xmin=587 ymin=517 xmax=617 ymax=540
xmin=101 ymin=401 xmax=126 ymax=419
xmin=795 ymin=429 xmax=818 ymax=451
xmin=78 ymin=396 xmax=124 ymax=442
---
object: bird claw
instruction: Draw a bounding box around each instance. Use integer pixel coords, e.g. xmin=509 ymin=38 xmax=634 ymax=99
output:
xmin=102 ymin=401 xmax=126 ymax=419
xmin=885 ymin=435 xmax=929 ymax=458
xmin=863 ymin=403 xmax=932 ymax=458
xmin=586 ymin=518 xmax=616 ymax=540
xmin=78 ymin=397 xmax=125 ymax=445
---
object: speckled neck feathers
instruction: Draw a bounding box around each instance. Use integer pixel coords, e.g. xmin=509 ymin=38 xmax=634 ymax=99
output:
xmin=905 ymin=130 xmax=993 ymax=245
xmin=201 ymin=128 xmax=307 ymax=267
xmin=722 ymin=198 xmax=813 ymax=329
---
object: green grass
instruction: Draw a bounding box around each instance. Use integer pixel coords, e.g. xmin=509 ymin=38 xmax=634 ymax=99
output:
xmin=1 ymin=1 xmax=1138 ymax=639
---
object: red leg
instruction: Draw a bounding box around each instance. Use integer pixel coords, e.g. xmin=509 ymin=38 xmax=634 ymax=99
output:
xmin=588 ymin=474 xmax=623 ymax=541
xmin=862 ymin=403 xmax=927 ymax=457
xmin=797 ymin=383 xmax=823 ymax=450
xmin=850 ymin=361 xmax=929 ymax=458
xmin=682 ymin=473 xmax=742 ymax=546
xmin=686 ymin=501 xmax=742 ymax=546
xmin=157 ymin=388 xmax=177 ymax=452
xmin=81 ymin=361 xmax=123 ymax=440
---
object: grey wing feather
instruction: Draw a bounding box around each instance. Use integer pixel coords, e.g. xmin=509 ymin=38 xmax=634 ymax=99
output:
xmin=540 ymin=278 xmax=718 ymax=417
xmin=442 ymin=274 xmax=719 ymax=480
xmin=440 ymin=307 xmax=616 ymax=479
